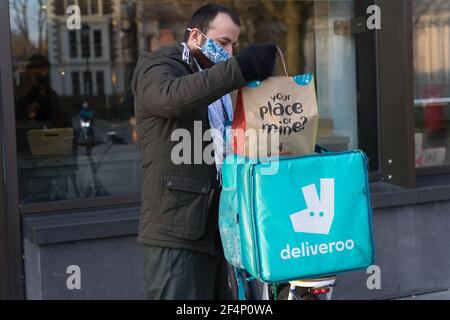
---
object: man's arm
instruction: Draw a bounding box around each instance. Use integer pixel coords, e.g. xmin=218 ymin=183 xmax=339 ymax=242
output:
xmin=135 ymin=57 xmax=247 ymax=119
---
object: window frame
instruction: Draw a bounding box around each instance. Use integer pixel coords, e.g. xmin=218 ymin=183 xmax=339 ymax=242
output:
xmin=355 ymin=0 xmax=382 ymax=180
xmin=94 ymin=29 xmax=103 ymax=58
xmin=5 ymin=0 xmax=438 ymax=213
xmin=375 ymin=0 xmax=416 ymax=188
xmin=4 ymin=0 xmax=383 ymax=215
xmin=69 ymin=30 xmax=79 ymax=59
xmin=417 ymin=165 xmax=450 ymax=176
xmin=412 ymin=0 xmax=450 ymax=177
xmin=53 ymin=0 xmax=66 ymax=16
xmin=78 ymin=0 xmax=89 ymax=16
xmin=0 ymin=0 xmax=25 ymax=299
xmin=19 ymin=193 xmax=141 ymax=215
xmin=83 ymin=70 xmax=93 ymax=95
xmin=102 ymin=0 xmax=113 ymax=15
xmin=96 ymin=70 xmax=105 ymax=96
xmin=91 ymin=0 xmax=100 ymax=15
xmin=72 ymin=71 xmax=81 ymax=96
xmin=81 ymin=27 xmax=91 ymax=58
xmin=3 ymin=0 xmax=142 ymax=215
xmin=381 ymin=0 xmax=450 ymax=183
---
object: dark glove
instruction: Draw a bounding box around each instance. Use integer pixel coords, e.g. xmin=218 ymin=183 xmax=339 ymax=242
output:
xmin=236 ymin=44 xmax=277 ymax=82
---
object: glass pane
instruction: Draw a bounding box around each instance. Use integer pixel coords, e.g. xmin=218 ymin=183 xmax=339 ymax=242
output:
xmin=102 ymin=0 xmax=112 ymax=14
xmin=69 ymin=31 xmax=78 ymax=58
xmin=138 ymin=0 xmax=359 ymax=152
xmin=79 ymin=0 xmax=88 ymax=15
xmin=413 ymin=0 xmax=450 ymax=168
xmin=94 ymin=30 xmax=102 ymax=57
xmin=10 ymin=0 xmax=141 ymax=204
xmin=91 ymin=0 xmax=99 ymax=15
xmin=9 ymin=0 xmax=364 ymax=205
xmin=312 ymin=1 xmax=359 ymax=151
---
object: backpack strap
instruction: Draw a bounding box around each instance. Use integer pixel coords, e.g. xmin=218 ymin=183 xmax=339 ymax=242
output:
xmin=234 ymin=268 xmax=247 ymax=300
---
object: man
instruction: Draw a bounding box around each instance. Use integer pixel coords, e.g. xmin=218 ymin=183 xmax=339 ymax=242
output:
xmin=132 ymin=4 xmax=276 ymax=300
xmin=16 ymin=55 xmax=58 ymax=123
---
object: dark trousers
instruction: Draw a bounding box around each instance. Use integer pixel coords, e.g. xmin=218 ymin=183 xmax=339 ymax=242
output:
xmin=144 ymin=245 xmax=232 ymax=300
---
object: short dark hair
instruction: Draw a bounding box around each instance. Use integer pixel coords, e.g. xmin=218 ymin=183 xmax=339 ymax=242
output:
xmin=184 ymin=4 xmax=241 ymax=42
xmin=26 ymin=54 xmax=50 ymax=70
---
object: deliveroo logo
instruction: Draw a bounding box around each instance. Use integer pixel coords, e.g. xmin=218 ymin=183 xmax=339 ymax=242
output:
xmin=290 ymin=178 xmax=335 ymax=235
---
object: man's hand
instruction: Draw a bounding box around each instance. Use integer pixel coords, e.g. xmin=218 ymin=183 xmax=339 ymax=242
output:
xmin=236 ymin=44 xmax=277 ymax=82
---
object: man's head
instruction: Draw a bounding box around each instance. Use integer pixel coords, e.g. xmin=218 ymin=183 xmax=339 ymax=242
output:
xmin=185 ymin=4 xmax=240 ymax=57
xmin=26 ymin=54 xmax=50 ymax=85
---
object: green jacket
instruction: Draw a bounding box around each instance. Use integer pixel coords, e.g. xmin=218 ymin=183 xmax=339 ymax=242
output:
xmin=131 ymin=42 xmax=247 ymax=255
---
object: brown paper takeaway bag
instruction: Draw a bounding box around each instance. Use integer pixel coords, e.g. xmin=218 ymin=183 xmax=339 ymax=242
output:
xmin=232 ymin=48 xmax=319 ymax=158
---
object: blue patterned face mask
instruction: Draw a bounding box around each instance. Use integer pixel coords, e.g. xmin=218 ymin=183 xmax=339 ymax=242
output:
xmin=187 ymin=28 xmax=231 ymax=64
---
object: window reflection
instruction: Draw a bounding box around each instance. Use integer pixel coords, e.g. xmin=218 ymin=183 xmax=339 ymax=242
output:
xmin=413 ymin=0 xmax=450 ymax=168
xmin=11 ymin=0 xmax=141 ymax=203
xmin=134 ymin=0 xmax=359 ymax=153
xmin=10 ymin=0 xmax=360 ymax=204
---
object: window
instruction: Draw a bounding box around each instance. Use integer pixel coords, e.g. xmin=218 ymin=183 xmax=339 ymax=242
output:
xmin=83 ymin=71 xmax=92 ymax=96
xmin=96 ymin=71 xmax=104 ymax=96
xmin=72 ymin=72 xmax=80 ymax=96
xmin=69 ymin=31 xmax=78 ymax=58
xmin=10 ymin=0 xmax=140 ymax=205
xmin=53 ymin=0 xmax=65 ymax=16
xmin=91 ymin=0 xmax=99 ymax=15
xmin=81 ymin=27 xmax=91 ymax=58
xmin=102 ymin=0 xmax=113 ymax=15
xmin=79 ymin=0 xmax=89 ymax=15
xmin=413 ymin=0 xmax=450 ymax=170
xmin=8 ymin=0 xmax=375 ymax=206
xmin=94 ymin=30 xmax=103 ymax=58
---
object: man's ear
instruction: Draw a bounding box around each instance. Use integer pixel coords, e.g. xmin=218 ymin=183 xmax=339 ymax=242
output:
xmin=188 ymin=28 xmax=203 ymax=48
xmin=187 ymin=28 xmax=214 ymax=69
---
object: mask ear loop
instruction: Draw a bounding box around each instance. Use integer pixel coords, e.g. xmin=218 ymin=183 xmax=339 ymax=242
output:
xmin=187 ymin=28 xmax=207 ymax=50
xmin=276 ymin=46 xmax=289 ymax=77
xmin=181 ymin=42 xmax=190 ymax=64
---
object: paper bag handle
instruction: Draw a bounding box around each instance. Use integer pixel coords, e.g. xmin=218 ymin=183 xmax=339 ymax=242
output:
xmin=276 ymin=46 xmax=289 ymax=77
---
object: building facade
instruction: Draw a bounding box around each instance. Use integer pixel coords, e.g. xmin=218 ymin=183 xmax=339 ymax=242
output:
xmin=1 ymin=0 xmax=450 ymax=300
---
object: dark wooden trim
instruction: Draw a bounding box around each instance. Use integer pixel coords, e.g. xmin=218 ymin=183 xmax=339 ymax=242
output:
xmin=22 ymin=205 xmax=140 ymax=245
xmin=0 ymin=0 xmax=25 ymax=299
xmin=20 ymin=194 xmax=141 ymax=214
xmin=0 ymin=68 xmax=11 ymax=299
xmin=417 ymin=166 xmax=450 ymax=177
xmin=355 ymin=0 xmax=381 ymax=175
xmin=21 ymin=178 xmax=450 ymax=247
xmin=377 ymin=0 xmax=416 ymax=188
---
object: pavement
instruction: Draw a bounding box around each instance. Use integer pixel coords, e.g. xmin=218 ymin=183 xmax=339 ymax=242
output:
xmin=394 ymin=289 xmax=450 ymax=300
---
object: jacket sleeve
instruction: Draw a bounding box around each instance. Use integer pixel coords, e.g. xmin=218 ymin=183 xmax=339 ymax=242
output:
xmin=134 ymin=57 xmax=247 ymax=119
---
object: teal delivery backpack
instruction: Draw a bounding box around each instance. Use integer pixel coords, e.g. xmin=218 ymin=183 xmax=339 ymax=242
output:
xmin=219 ymin=149 xmax=375 ymax=283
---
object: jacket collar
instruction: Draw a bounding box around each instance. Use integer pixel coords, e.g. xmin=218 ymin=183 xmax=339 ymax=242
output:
xmin=175 ymin=41 xmax=199 ymax=74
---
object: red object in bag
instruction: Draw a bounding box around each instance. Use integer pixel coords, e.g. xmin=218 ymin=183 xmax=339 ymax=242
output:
xmin=424 ymin=104 xmax=445 ymax=134
xmin=231 ymin=89 xmax=246 ymax=156
xmin=423 ymin=85 xmax=445 ymax=134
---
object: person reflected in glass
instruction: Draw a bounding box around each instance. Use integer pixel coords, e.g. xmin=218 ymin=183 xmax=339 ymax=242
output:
xmin=16 ymin=55 xmax=59 ymax=123
xmin=77 ymin=101 xmax=95 ymax=145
